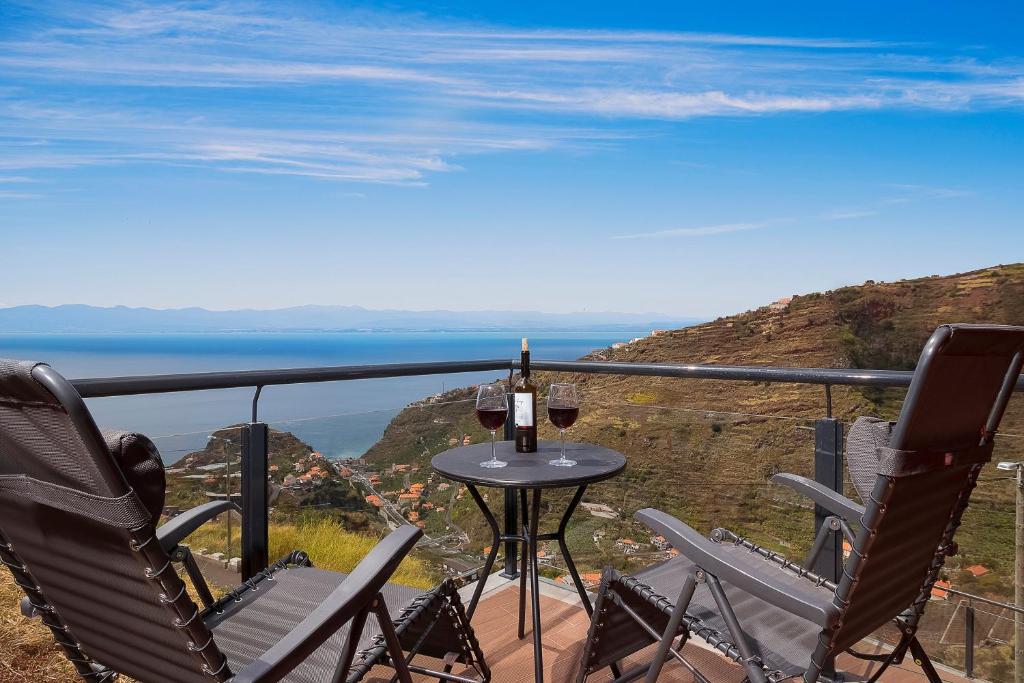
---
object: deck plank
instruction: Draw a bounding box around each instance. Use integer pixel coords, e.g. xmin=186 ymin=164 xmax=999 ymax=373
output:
xmin=363 ymin=585 xmax=973 ymax=683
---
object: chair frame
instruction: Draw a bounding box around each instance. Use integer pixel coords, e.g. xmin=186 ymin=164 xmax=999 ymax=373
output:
xmin=578 ymin=324 xmax=1024 ymax=683
xmin=1 ymin=362 xmax=490 ymax=683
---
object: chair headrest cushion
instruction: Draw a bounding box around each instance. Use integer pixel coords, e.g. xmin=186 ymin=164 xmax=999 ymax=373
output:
xmin=846 ymin=416 xmax=893 ymax=502
xmin=102 ymin=431 xmax=166 ymax=522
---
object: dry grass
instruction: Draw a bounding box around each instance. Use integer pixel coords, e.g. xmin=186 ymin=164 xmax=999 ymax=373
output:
xmin=187 ymin=517 xmax=436 ymax=589
xmin=0 ymin=519 xmax=436 ymax=681
xmin=0 ymin=569 xmax=78 ymax=682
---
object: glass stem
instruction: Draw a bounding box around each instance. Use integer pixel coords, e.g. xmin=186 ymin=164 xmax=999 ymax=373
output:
xmin=560 ymin=428 xmax=566 ymax=460
xmin=490 ymin=430 xmax=496 ymax=463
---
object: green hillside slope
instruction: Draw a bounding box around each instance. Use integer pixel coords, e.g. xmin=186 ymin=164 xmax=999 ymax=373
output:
xmin=365 ymin=263 xmax=1024 ymax=600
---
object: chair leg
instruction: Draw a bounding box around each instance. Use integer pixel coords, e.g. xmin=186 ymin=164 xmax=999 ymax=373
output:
xmin=519 ymin=488 xmax=529 ymax=640
xmin=907 ymin=636 xmax=942 ymax=683
xmin=802 ymin=516 xmax=840 ymax=571
xmin=705 ymin=575 xmax=769 ymax=683
xmin=643 ymin=571 xmax=697 ymax=683
xmin=374 ymin=596 xmax=415 ymax=683
xmin=331 ymin=603 xmax=371 ymax=683
xmin=528 ymin=489 xmax=544 ymax=683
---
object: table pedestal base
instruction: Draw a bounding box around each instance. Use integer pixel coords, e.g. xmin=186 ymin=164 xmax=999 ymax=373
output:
xmin=464 ymin=484 xmax=619 ymax=683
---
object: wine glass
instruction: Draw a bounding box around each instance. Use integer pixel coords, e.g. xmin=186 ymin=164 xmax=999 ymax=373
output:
xmin=547 ymin=383 xmax=579 ymax=467
xmin=476 ymin=383 xmax=508 ymax=468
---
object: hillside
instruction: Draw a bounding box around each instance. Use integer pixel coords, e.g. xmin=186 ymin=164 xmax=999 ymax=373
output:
xmin=165 ymin=426 xmax=374 ymax=530
xmin=364 ymin=264 xmax=1024 ymax=600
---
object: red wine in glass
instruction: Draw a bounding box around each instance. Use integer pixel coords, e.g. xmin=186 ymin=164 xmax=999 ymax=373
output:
xmin=476 ymin=408 xmax=508 ymax=431
xmin=476 ymin=383 xmax=508 ymax=468
xmin=547 ymin=383 xmax=579 ymax=467
xmin=547 ymin=406 xmax=578 ymax=430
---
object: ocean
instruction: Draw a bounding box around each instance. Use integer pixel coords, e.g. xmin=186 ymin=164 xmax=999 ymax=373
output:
xmin=0 ymin=331 xmax=642 ymax=462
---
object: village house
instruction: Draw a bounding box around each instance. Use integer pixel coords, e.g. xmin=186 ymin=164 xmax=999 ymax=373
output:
xmin=581 ymin=502 xmax=618 ymax=519
xmin=615 ymin=538 xmax=641 ymax=554
xmin=578 ymin=572 xmax=604 ymax=589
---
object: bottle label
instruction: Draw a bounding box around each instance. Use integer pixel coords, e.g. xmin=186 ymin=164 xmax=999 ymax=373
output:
xmin=514 ymin=392 xmax=534 ymax=428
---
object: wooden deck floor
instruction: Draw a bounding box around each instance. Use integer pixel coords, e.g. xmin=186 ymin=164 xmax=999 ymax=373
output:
xmin=365 ymin=582 xmax=976 ymax=683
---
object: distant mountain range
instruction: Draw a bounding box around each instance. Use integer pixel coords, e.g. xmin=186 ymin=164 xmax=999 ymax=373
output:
xmin=0 ymin=304 xmax=698 ymax=333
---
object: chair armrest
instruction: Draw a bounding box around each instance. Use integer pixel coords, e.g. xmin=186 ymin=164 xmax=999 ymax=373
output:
xmin=635 ymin=508 xmax=839 ymax=628
xmin=229 ymin=525 xmax=423 ymax=683
xmin=770 ymin=473 xmax=865 ymax=521
xmin=156 ymin=500 xmax=240 ymax=553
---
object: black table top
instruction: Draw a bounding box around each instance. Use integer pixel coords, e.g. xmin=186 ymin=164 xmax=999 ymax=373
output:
xmin=431 ymin=440 xmax=626 ymax=489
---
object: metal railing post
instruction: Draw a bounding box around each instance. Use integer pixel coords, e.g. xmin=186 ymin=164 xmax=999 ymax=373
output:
xmin=813 ymin=417 xmax=844 ymax=583
xmin=1015 ymin=464 xmax=1023 ymax=683
xmin=965 ymin=602 xmax=975 ymax=678
xmin=500 ymin=391 xmax=520 ymax=579
xmin=240 ymin=420 xmax=269 ymax=580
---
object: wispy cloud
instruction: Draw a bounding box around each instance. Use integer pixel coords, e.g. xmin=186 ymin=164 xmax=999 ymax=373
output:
xmin=884 ymin=183 xmax=974 ymax=199
xmin=1 ymin=1 xmax=1023 ymax=190
xmin=0 ymin=190 xmax=42 ymax=200
xmin=821 ymin=209 xmax=878 ymax=221
xmin=613 ymin=222 xmax=770 ymax=239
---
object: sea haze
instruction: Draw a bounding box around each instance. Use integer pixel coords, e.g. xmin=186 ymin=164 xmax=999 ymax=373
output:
xmin=0 ymin=331 xmax=651 ymax=462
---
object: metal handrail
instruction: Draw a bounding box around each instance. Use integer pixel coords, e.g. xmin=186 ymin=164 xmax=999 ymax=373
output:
xmin=69 ymin=358 xmax=1024 ymax=397
xmin=70 ymin=359 xmax=513 ymax=397
xmin=945 ymin=586 xmax=1024 ymax=614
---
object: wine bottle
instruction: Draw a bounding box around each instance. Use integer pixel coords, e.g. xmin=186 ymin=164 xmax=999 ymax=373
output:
xmin=514 ymin=338 xmax=538 ymax=453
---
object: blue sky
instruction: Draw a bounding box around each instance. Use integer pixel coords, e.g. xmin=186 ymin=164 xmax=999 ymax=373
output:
xmin=0 ymin=1 xmax=1022 ymax=318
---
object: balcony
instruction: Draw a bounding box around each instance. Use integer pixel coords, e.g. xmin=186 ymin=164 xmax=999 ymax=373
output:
xmin=3 ymin=352 xmax=1022 ymax=682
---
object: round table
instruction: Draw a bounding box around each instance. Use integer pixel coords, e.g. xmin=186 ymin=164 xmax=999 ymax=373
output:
xmin=432 ymin=440 xmax=626 ymax=683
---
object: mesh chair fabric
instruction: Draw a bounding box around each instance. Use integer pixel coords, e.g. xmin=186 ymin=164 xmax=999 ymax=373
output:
xmin=634 ymin=553 xmax=823 ymax=677
xmin=207 ymin=566 xmax=420 ymax=683
xmin=0 ymin=359 xmax=110 ymax=494
xmin=845 ymin=416 xmax=892 ymax=503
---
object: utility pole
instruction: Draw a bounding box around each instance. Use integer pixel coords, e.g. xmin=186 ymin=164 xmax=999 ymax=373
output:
xmin=1017 ymin=465 xmax=1023 ymax=683
xmin=998 ymin=461 xmax=1024 ymax=683
xmin=226 ymin=453 xmax=232 ymax=560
